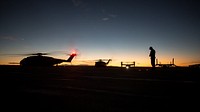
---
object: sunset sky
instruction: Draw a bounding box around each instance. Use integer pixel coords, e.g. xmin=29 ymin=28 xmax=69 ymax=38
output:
xmin=0 ymin=0 xmax=200 ymax=66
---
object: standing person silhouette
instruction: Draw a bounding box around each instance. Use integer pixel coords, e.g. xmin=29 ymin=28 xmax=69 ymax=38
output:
xmin=149 ymin=47 xmax=156 ymax=69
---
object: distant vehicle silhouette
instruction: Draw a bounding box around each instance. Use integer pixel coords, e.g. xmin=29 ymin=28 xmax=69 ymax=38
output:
xmin=19 ymin=52 xmax=77 ymax=67
xmin=189 ymin=64 xmax=200 ymax=68
xmin=95 ymin=59 xmax=112 ymax=67
xmin=121 ymin=61 xmax=135 ymax=68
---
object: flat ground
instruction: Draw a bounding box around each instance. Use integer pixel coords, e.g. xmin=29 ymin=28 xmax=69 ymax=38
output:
xmin=0 ymin=65 xmax=199 ymax=112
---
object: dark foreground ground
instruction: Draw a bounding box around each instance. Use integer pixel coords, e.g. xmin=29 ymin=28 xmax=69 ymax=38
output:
xmin=0 ymin=65 xmax=199 ymax=112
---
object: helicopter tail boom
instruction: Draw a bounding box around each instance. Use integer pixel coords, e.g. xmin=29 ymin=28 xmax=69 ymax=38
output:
xmin=65 ymin=53 xmax=77 ymax=62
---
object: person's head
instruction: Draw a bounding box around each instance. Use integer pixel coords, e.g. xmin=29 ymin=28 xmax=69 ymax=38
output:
xmin=149 ymin=46 xmax=153 ymax=50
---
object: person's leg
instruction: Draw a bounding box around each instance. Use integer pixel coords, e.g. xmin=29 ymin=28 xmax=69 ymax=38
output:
xmin=151 ymin=58 xmax=155 ymax=68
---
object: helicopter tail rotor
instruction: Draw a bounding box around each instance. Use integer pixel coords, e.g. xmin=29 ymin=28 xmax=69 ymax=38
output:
xmin=66 ymin=53 xmax=77 ymax=62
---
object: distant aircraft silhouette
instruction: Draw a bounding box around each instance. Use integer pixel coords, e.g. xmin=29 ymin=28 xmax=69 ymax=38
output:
xmin=95 ymin=59 xmax=112 ymax=67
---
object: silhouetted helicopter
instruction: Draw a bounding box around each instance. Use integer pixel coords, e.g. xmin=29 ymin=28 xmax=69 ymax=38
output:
xmin=95 ymin=59 xmax=112 ymax=67
xmin=19 ymin=52 xmax=77 ymax=67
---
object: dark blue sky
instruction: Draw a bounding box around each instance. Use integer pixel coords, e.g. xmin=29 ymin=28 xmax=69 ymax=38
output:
xmin=0 ymin=0 xmax=200 ymax=66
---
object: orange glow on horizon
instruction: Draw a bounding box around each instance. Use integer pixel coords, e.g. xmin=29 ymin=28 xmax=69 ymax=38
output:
xmin=0 ymin=54 xmax=199 ymax=67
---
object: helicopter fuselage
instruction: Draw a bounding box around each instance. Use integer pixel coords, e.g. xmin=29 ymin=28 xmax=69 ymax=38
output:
xmin=20 ymin=56 xmax=66 ymax=66
xmin=20 ymin=53 xmax=76 ymax=67
xmin=95 ymin=59 xmax=111 ymax=67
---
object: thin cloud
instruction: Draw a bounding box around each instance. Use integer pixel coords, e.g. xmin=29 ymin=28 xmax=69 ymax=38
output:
xmin=72 ymin=0 xmax=83 ymax=7
xmin=0 ymin=36 xmax=24 ymax=41
xmin=71 ymin=0 xmax=90 ymax=12
xmin=101 ymin=9 xmax=118 ymax=21
xmin=109 ymin=14 xmax=117 ymax=18
xmin=102 ymin=17 xmax=110 ymax=21
xmin=0 ymin=36 xmax=17 ymax=41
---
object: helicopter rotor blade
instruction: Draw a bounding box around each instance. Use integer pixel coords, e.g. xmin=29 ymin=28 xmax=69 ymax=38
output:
xmin=0 ymin=53 xmax=29 ymax=56
xmin=94 ymin=59 xmax=112 ymax=61
xmin=29 ymin=53 xmax=49 ymax=56
xmin=0 ymin=49 xmax=80 ymax=57
xmin=0 ymin=52 xmax=50 ymax=56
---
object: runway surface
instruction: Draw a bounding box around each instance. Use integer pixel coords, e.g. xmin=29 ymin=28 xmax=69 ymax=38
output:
xmin=0 ymin=66 xmax=199 ymax=111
